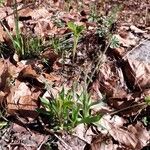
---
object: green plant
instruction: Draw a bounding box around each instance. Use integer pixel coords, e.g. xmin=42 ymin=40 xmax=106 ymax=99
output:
xmin=67 ymin=22 xmax=84 ymax=62
xmin=38 ymin=87 xmax=101 ymax=131
xmin=24 ymin=36 xmax=43 ymax=59
xmin=1 ymin=0 xmax=44 ymax=59
xmin=145 ymin=96 xmax=150 ymax=106
xmin=0 ymin=0 xmax=25 ymax=59
xmin=86 ymin=7 xmax=120 ymax=85
xmin=0 ymin=109 xmax=8 ymax=130
xmin=97 ymin=6 xmax=121 ymax=38
xmin=0 ymin=0 xmax=4 ymax=5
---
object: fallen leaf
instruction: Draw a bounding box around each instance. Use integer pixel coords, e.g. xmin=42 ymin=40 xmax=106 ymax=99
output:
xmin=91 ymin=135 xmax=125 ymax=150
xmin=73 ymin=124 xmax=94 ymax=144
xmin=95 ymin=62 xmax=127 ymax=98
xmin=130 ymin=25 xmax=146 ymax=34
xmin=19 ymin=64 xmax=39 ymax=79
xmin=41 ymin=48 xmax=59 ymax=64
xmin=96 ymin=115 xmax=150 ymax=149
xmin=124 ymin=59 xmax=150 ymax=90
xmin=0 ymin=59 xmax=9 ymax=89
xmin=115 ymin=32 xmax=138 ymax=47
xmin=7 ymin=80 xmax=41 ymax=119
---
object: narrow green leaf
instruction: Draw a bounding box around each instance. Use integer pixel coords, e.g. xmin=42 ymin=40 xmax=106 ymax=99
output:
xmin=78 ymin=115 xmax=102 ymax=124
xmin=67 ymin=22 xmax=76 ymax=32
xmin=0 ymin=121 xmax=7 ymax=129
xmin=145 ymin=96 xmax=150 ymax=105
xmin=40 ymin=97 xmax=50 ymax=105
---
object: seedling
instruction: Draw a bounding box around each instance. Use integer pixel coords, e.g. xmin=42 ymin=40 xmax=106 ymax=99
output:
xmin=67 ymin=22 xmax=84 ymax=62
xmin=38 ymin=87 xmax=101 ymax=132
xmin=0 ymin=0 xmax=4 ymax=5
xmin=145 ymin=96 xmax=150 ymax=106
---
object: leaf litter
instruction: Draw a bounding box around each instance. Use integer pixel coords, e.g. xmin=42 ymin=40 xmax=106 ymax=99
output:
xmin=0 ymin=0 xmax=150 ymax=149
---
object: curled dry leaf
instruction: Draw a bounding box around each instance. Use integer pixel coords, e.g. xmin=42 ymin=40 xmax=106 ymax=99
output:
xmin=0 ymin=25 xmax=7 ymax=42
xmin=19 ymin=64 xmax=39 ymax=79
xmin=124 ymin=59 xmax=150 ymax=90
xmin=97 ymin=115 xmax=150 ymax=149
xmin=123 ymin=40 xmax=150 ymax=90
xmin=95 ymin=62 xmax=127 ymax=98
xmin=41 ymin=48 xmax=59 ymax=64
xmin=115 ymin=32 xmax=138 ymax=47
xmin=7 ymin=80 xmax=41 ymax=119
xmin=0 ymin=91 xmax=5 ymax=104
xmin=0 ymin=59 xmax=9 ymax=90
xmin=73 ymin=124 xmax=95 ymax=144
xmin=91 ymin=135 xmax=126 ymax=150
xmin=108 ymin=96 xmax=143 ymax=117
xmin=130 ymin=25 xmax=146 ymax=34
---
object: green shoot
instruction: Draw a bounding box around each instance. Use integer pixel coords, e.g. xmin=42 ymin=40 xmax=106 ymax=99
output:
xmin=67 ymin=22 xmax=84 ymax=62
xmin=38 ymin=87 xmax=101 ymax=132
xmin=145 ymin=96 xmax=150 ymax=106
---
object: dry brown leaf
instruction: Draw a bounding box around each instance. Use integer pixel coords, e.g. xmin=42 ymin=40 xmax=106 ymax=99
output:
xmin=73 ymin=124 xmax=94 ymax=144
xmin=91 ymin=135 xmax=126 ymax=150
xmin=97 ymin=115 xmax=150 ymax=149
xmin=112 ymin=47 xmax=126 ymax=58
xmin=95 ymin=62 xmax=127 ymax=98
xmin=0 ymin=59 xmax=8 ymax=89
xmin=5 ymin=0 xmax=22 ymax=6
xmin=30 ymin=7 xmax=52 ymax=20
xmin=0 ymin=91 xmax=5 ymax=105
xmin=34 ymin=19 xmax=55 ymax=37
xmin=41 ymin=48 xmax=59 ymax=64
xmin=0 ymin=25 xmax=7 ymax=42
xmin=124 ymin=59 xmax=150 ymax=90
xmin=108 ymin=97 xmax=143 ymax=117
xmin=115 ymin=32 xmax=138 ymax=47
xmin=7 ymin=80 xmax=41 ymax=119
xmin=130 ymin=25 xmax=146 ymax=34
xmin=19 ymin=64 xmax=39 ymax=79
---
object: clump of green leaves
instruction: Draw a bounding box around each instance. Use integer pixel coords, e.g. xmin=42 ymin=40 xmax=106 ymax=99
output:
xmin=0 ymin=0 xmax=4 ymax=5
xmin=145 ymin=96 xmax=150 ymax=106
xmin=67 ymin=22 xmax=84 ymax=62
xmin=97 ymin=6 xmax=122 ymax=49
xmin=38 ymin=87 xmax=101 ymax=131
xmin=1 ymin=0 xmax=44 ymax=59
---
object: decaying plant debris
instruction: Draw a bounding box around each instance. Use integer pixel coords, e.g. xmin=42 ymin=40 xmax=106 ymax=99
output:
xmin=0 ymin=0 xmax=150 ymax=150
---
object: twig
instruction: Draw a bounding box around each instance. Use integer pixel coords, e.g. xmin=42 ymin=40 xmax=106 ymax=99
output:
xmin=122 ymin=39 xmax=150 ymax=60
xmin=87 ymin=41 xmax=111 ymax=85
xmin=54 ymin=133 xmax=73 ymax=150
xmin=109 ymin=102 xmax=146 ymax=116
xmin=37 ymin=135 xmax=49 ymax=150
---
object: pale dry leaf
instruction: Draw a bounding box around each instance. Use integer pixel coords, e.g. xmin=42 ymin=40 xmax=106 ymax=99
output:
xmin=97 ymin=115 xmax=150 ymax=149
xmin=115 ymin=33 xmax=138 ymax=47
xmin=73 ymin=124 xmax=94 ymax=144
xmin=124 ymin=59 xmax=150 ymax=89
xmin=0 ymin=25 xmax=7 ymax=42
xmin=91 ymin=136 xmax=125 ymax=150
xmin=130 ymin=25 xmax=146 ymax=34
xmin=19 ymin=64 xmax=39 ymax=79
xmin=31 ymin=7 xmax=52 ymax=20
xmin=96 ymin=62 xmax=127 ymax=98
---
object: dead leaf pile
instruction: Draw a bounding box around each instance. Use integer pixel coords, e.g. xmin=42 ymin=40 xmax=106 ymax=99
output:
xmin=91 ymin=115 xmax=150 ymax=150
xmin=0 ymin=0 xmax=149 ymax=150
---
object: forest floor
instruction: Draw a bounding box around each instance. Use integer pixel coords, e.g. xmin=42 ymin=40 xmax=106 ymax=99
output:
xmin=0 ymin=0 xmax=150 ymax=150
